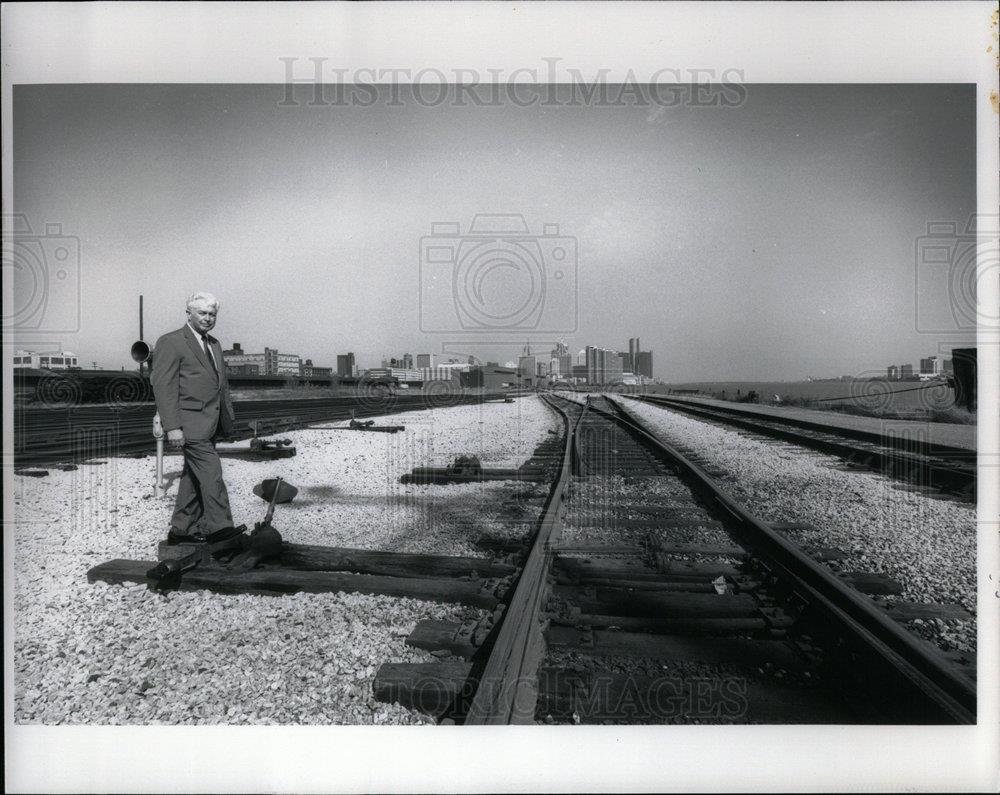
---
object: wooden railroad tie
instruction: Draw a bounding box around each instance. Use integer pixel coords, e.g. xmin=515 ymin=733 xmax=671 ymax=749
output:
xmin=548 ymin=612 xmax=780 ymax=635
xmin=563 ymin=516 xmax=720 ymax=529
xmin=572 ymin=502 xmax=707 ymax=517
xmin=654 ymin=542 xmax=747 ymax=558
xmin=545 ymin=626 xmax=806 ymax=670
xmin=839 ymin=572 xmax=905 ymax=596
xmin=88 ymin=543 xmax=517 ymax=607
xmin=805 ymin=546 xmax=852 ymax=562
xmin=399 ymin=613 xmax=803 ymax=660
xmin=405 ymin=619 xmax=493 ymax=659
xmin=880 ymin=601 xmax=973 ymax=622
xmin=550 ymin=586 xmax=760 ymax=619
xmin=474 ymin=534 xmax=532 ymax=554
xmin=401 ymin=467 xmax=546 ymax=484
xmin=553 ymin=556 xmax=743 ymax=590
xmin=555 ymin=543 xmax=645 ymax=556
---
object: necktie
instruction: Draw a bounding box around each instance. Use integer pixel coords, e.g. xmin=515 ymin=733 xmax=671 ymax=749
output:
xmin=201 ymin=335 xmax=219 ymax=377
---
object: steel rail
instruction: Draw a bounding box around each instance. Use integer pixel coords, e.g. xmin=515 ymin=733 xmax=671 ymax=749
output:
xmin=12 ymin=393 xmax=510 ymax=466
xmin=631 ymin=394 xmax=973 ymax=460
xmin=631 ymin=395 xmax=975 ymax=496
xmin=601 ymin=395 xmax=975 ymax=724
xmin=463 ymin=395 xmax=583 ymax=724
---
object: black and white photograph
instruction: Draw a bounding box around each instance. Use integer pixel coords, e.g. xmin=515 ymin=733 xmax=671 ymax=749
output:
xmin=3 ymin=2 xmax=998 ymax=792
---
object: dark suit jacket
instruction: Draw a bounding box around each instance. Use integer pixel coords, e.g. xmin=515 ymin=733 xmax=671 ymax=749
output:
xmin=151 ymin=325 xmax=236 ymax=440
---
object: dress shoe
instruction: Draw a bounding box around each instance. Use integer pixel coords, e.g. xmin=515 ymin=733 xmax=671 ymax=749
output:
xmin=166 ymin=529 xmax=208 ymax=545
xmin=203 ymin=524 xmax=247 ymax=544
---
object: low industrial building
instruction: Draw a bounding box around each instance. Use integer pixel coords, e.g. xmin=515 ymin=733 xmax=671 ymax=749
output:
xmin=223 ymin=342 xmax=301 ymax=376
xmin=301 ymin=359 xmax=333 ymax=378
xmin=13 ymin=349 xmax=80 ymax=369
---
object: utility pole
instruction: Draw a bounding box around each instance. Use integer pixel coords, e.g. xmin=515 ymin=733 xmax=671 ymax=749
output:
xmin=138 ymin=294 xmax=145 ymax=376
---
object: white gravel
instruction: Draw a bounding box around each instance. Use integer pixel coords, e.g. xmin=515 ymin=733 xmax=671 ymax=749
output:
xmin=12 ymin=396 xmax=559 ymax=724
xmin=622 ymin=397 xmax=977 ymax=654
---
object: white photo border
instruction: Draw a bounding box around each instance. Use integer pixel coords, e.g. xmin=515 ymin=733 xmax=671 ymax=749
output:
xmin=3 ymin=2 xmax=998 ymax=792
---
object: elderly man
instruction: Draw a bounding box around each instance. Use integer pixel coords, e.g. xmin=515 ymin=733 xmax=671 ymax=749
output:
xmin=151 ymin=292 xmax=242 ymax=544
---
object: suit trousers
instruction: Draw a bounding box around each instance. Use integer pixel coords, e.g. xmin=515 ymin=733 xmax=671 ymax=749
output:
xmin=170 ymin=438 xmax=234 ymax=534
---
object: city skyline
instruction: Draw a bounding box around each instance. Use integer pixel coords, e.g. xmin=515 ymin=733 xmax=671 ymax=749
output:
xmin=14 ymin=334 xmax=961 ymax=385
xmin=11 ymin=84 xmax=975 ymax=381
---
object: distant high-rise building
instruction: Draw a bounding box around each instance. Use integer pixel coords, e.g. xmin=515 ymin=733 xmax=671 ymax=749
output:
xmin=518 ymin=355 xmax=536 ymax=385
xmin=402 ymin=353 xmax=414 ymax=369
xmin=887 ymin=365 xmax=899 ymax=381
xmin=627 ymin=338 xmax=638 ymax=372
xmin=900 ymin=363 xmax=914 ymax=379
xmin=585 ymin=346 xmax=598 ymax=383
xmin=914 ymin=356 xmax=946 ymax=378
xmin=607 ymin=351 xmax=624 ymax=383
xmin=416 ymin=353 xmax=432 ymax=368
xmin=336 ymin=352 xmax=356 ymax=378
xmin=635 ymin=350 xmax=653 ymax=379
xmin=943 ymin=358 xmax=954 ymax=374
xmin=585 ymin=346 xmax=624 ymax=384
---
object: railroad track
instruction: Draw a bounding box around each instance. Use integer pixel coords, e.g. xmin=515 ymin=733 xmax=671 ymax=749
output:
xmin=628 ymin=394 xmax=976 ymax=499
xmin=12 ymin=393 xmax=510 ymax=468
xmin=373 ymin=392 xmax=975 ymax=724
xmin=82 ymin=391 xmax=976 ymax=724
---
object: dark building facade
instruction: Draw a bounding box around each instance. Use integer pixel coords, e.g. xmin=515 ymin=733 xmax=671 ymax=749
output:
xmin=337 ymin=352 xmax=356 ymax=378
xmin=635 ymin=350 xmax=653 ymax=379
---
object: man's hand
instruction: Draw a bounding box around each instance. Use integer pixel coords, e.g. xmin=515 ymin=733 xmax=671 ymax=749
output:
xmin=167 ymin=428 xmax=185 ymax=449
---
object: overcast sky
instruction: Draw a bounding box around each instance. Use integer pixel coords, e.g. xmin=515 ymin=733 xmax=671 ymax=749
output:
xmin=12 ymin=83 xmax=975 ymax=380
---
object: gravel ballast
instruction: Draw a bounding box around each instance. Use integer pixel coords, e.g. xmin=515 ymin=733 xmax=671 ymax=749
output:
xmin=12 ymin=396 xmax=559 ymax=724
xmin=621 ymin=397 xmax=977 ymax=654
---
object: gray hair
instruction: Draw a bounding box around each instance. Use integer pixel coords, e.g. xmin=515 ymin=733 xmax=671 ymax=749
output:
xmin=186 ymin=291 xmax=220 ymax=311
